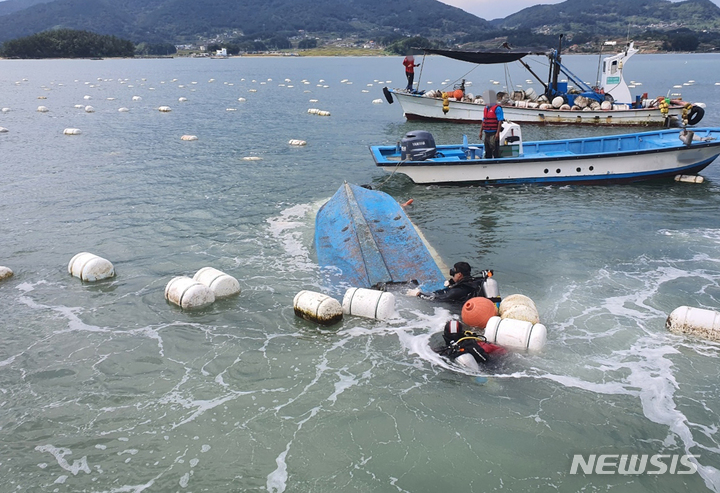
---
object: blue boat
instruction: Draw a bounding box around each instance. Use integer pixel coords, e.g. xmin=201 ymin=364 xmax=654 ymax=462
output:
xmin=315 ymin=183 xmax=445 ymax=292
xmin=370 ymin=125 xmax=720 ymax=185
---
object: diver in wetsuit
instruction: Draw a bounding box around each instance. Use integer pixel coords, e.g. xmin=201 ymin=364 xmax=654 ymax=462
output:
xmin=434 ymin=320 xmax=507 ymax=366
xmin=407 ymin=261 xmax=477 ymax=303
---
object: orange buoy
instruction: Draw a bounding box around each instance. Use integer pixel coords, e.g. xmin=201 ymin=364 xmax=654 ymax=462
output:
xmin=461 ymin=297 xmax=498 ymax=329
xmin=454 ymin=89 xmax=464 ymax=100
xmin=400 ymin=198 xmax=414 ymax=208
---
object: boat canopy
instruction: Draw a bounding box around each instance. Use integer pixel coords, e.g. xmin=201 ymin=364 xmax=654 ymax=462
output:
xmin=420 ymin=48 xmax=550 ymax=65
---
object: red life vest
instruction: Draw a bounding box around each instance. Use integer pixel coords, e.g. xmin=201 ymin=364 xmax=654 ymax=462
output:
xmin=483 ymin=104 xmax=500 ymax=132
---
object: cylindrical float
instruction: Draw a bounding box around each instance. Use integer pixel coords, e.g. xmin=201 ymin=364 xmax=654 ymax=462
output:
xmin=192 ymin=267 xmax=240 ymax=298
xmin=0 ymin=266 xmax=13 ymax=281
xmin=674 ymin=175 xmax=704 ymax=184
xmin=68 ymin=252 xmax=115 ymax=282
xmin=165 ymin=276 xmax=215 ymax=310
xmin=63 ymin=128 xmax=82 ymax=135
xmin=484 ymin=316 xmax=547 ymax=352
xmin=499 ymin=294 xmax=540 ymax=324
xmin=666 ymin=306 xmax=720 ymax=342
xmin=293 ymin=290 xmax=343 ymax=326
xmin=461 ymin=297 xmax=498 ymax=329
xmin=342 ymin=287 xmax=395 ymax=320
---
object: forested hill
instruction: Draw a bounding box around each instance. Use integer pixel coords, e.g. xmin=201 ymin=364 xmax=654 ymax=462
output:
xmin=0 ymin=0 xmax=719 ymax=48
xmin=494 ymin=0 xmax=720 ymax=34
xmin=0 ymin=0 xmax=491 ymax=44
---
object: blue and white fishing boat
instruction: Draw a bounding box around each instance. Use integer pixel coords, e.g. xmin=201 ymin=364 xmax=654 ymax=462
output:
xmin=370 ymin=125 xmax=720 ymax=185
xmin=315 ymin=183 xmax=445 ymax=292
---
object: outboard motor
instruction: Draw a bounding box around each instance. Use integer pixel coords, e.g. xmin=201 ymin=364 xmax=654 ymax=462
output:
xmin=401 ymin=130 xmax=436 ymax=161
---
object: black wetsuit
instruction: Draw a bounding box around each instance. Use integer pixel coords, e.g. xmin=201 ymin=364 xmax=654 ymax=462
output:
xmin=417 ymin=277 xmax=479 ymax=303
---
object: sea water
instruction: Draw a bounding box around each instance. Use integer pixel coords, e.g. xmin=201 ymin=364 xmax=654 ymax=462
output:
xmin=1 ymin=53 xmax=720 ymax=492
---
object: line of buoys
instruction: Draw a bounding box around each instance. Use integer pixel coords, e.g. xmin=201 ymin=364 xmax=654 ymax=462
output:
xmin=293 ymin=290 xmax=343 ymax=326
xmin=165 ymin=276 xmax=215 ymax=310
xmin=192 ymin=267 xmax=241 ymax=298
xmin=484 ymin=316 xmax=547 ymax=352
xmin=342 ymin=287 xmax=395 ymax=320
xmin=63 ymin=128 xmax=82 ymax=135
xmin=288 ymin=139 xmax=306 ymax=146
xmin=181 ymin=135 xmax=198 ymax=141
xmin=0 ymin=266 xmax=13 ymax=281
xmin=68 ymin=252 xmax=115 ymax=282
xmin=674 ymin=174 xmax=704 ymax=183
xmin=667 ymin=306 xmax=720 ymax=342
xmin=499 ymin=294 xmax=540 ymax=324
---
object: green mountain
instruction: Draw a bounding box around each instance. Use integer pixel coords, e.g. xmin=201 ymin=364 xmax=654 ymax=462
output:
xmin=0 ymin=0 xmax=492 ymax=44
xmin=494 ymin=0 xmax=720 ymax=35
xmin=0 ymin=0 xmax=718 ymax=47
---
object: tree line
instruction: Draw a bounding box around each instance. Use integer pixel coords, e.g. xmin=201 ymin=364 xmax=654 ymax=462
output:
xmin=1 ymin=29 xmax=136 ymax=58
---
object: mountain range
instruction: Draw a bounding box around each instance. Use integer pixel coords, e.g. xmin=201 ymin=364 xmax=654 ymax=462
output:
xmin=0 ymin=0 xmax=718 ymax=46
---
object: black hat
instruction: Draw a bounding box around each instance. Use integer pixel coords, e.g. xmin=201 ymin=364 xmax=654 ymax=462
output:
xmin=449 ymin=261 xmax=471 ymax=277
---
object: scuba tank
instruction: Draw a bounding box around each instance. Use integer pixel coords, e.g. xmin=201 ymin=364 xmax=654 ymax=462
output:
xmin=482 ymin=274 xmax=499 ymax=298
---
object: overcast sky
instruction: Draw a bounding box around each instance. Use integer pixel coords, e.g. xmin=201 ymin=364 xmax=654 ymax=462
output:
xmin=439 ymin=0 xmax=720 ymax=21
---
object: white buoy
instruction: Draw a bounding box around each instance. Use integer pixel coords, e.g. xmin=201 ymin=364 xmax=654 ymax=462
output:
xmin=342 ymin=287 xmax=395 ymax=320
xmin=68 ymin=252 xmax=115 ymax=282
xmin=37 ymin=106 xmax=49 ymax=112
xmin=63 ymin=128 xmax=82 ymax=135
xmin=372 ymin=99 xmax=383 ymax=104
xmin=179 ymin=97 xmax=188 ymax=102
xmin=118 ymin=107 xmax=129 ymax=112
xmin=293 ymin=290 xmax=343 ymax=326
xmin=158 ymin=106 xmax=172 ymax=112
xmin=2 ymin=108 xmax=10 ymax=112
xmin=667 ymin=306 xmax=720 ymax=342
xmin=84 ymin=106 xmax=94 ymax=113
xmin=484 ymin=316 xmax=547 ymax=352
xmin=181 ymin=135 xmax=198 ymax=141
xmin=0 ymin=127 xmax=8 ymax=133
xmin=601 ymin=101 xmax=612 ymax=110
xmin=132 ymin=96 xmax=142 ymax=101
xmin=499 ymin=294 xmax=540 ymax=324
xmin=242 ymin=156 xmax=262 ymax=161
xmin=675 ymin=175 xmax=704 ymax=184
xmin=288 ymin=139 xmax=306 ymax=146
xmin=0 ymin=266 xmax=13 ymax=281
xmin=237 ymin=97 xmax=246 ymax=102
xmin=193 ymin=267 xmax=240 ymax=298
xmin=165 ymin=276 xmax=215 ymax=310
xmin=84 ymin=95 xmax=92 ymax=100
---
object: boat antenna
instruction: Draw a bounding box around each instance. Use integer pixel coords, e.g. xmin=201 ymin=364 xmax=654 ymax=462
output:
xmin=595 ymin=42 xmax=604 ymax=89
xmin=416 ymin=51 xmax=427 ymax=89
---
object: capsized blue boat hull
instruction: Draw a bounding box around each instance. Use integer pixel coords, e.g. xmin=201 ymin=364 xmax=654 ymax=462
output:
xmin=315 ymin=183 xmax=445 ymax=292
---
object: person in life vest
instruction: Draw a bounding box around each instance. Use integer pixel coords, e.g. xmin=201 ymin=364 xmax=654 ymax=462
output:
xmin=407 ymin=261 xmax=480 ymax=304
xmin=480 ymin=89 xmax=504 ymax=158
xmin=434 ymin=320 xmax=507 ymax=365
xmin=403 ymin=54 xmax=420 ymax=92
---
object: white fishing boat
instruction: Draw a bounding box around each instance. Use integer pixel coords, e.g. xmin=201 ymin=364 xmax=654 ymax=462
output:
xmin=370 ymin=124 xmax=720 ymax=185
xmin=383 ymin=38 xmax=705 ymax=127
